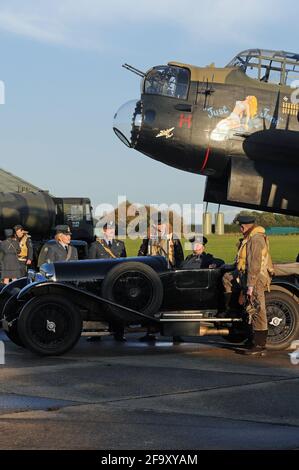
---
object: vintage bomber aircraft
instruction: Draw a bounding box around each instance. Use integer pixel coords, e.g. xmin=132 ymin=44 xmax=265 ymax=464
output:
xmin=113 ymin=49 xmax=299 ymax=216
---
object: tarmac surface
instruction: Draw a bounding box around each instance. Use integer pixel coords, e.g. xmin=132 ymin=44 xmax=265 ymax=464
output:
xmin=0 ymin=330 xmax=299 ymax=450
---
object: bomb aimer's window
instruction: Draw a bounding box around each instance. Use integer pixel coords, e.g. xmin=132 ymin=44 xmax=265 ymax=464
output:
xmin=144 ymin=66 xmax=189 ymax=99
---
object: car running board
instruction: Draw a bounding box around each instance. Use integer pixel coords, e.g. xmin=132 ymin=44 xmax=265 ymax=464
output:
xmin=159 ymin=311 xmax=243 ymax=322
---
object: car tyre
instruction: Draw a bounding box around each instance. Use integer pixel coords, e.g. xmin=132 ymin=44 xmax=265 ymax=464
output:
xmin=266 ymin=290 xmax=299 ymax=350
xmin=101 ymin=262 xmax=163 ymax=321
xmin=17 ymin=295 xmax=82 ymax=356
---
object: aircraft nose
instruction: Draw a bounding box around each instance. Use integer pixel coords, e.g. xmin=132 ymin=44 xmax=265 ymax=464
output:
xmin=113 ymin=99 xmax=142 ymax=148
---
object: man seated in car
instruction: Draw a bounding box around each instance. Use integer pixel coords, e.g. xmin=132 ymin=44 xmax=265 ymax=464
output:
xmin=180 ymin=235 xmax=224 ymax=269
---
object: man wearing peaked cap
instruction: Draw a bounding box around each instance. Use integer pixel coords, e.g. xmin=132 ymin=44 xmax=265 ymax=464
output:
xmin=89 ymin=220 xmax=126 ymax=260
xmin=223 ymin=213 xmax=274 ymax=356
xmin=103 ymin=220 xmax=115 ymax=230
xmin=88 ymin=220 xmax=127 ymax=342
xmin=180 ymin=235 xmax=224 ymax=269
xmin=4 ymin=229 xmax=14 ymax=238
xmin=55 ymin=225 xmax=72 ymax=234
xmin=38 ymin=224 xmax=78 ymax=265
xmin=188 ymin=235 xmax=208 ymax=245
xmin=234 ymin=215 xmax=256 ymax=225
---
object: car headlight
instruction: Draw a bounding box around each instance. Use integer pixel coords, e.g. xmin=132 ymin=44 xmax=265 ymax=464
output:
xmin=40 ymin=263 xmax=56 ymax=281
xmin=27 ymin=269 xmax=47 ymax=283
xmin=35 ymin=273 xmax=47 ymax=282
xmin=27 ymin=269 xmax=36 ymax=283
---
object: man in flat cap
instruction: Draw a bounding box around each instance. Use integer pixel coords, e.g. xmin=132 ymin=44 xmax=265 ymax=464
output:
xmin=38 ymin=225 xmax=78 ymax=265
xmin=88 ymin=220 xmax=127 ymax=342
xmin=88 ymin=221 xmax=126 ymax=260
xmin=223 ymin=214 xmax=274 ymax=355
xmin=180 ymin=235 xmax=224 ymax=269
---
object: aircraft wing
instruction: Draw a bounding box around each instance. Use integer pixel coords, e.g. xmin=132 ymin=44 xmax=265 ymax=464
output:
xmin=204 ymin=155 xmax=299 ymax=216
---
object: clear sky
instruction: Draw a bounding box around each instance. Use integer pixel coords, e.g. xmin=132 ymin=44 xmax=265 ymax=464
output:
xmin=0 ymin=0 xmax=298 ymax=222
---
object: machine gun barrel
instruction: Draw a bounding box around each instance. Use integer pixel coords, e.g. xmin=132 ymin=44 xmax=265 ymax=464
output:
xmin=122 ymin=63 xmax=145 ymax=77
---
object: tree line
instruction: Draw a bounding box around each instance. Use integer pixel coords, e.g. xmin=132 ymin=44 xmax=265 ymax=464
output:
xmin=225 ymin=211 xmax=299 ymax=233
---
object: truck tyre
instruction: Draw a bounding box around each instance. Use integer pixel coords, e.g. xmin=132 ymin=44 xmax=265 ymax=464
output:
xmin=266 ymin=290 xmax=299 ymax=350
xmin=101 ymin=262 xmax=163 ymax=320
xmin=17 ymin=295 xmax=82 ymax=356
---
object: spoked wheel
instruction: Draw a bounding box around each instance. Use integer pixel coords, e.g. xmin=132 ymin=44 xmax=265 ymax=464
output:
xmin=266 ymin=291 xmax=299 ymax=350
xmin=109 ymin=271 xmax=155 ymax=310
xmin=101 ymin=262 xmax=163 ymax=322
xmin=17 ymin=295 xmax=82 ymax=356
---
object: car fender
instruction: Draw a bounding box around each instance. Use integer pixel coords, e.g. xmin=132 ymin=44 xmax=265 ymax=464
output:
xmin=1 ymin=277 xmax=29 ymax=297
xmin=17 ymin=280 xmax=49 ymax=300
xmin=17 ymin=281 xmax=94 ymax=303
xmin=270 ymin=282 xmax=299 ymax=303
xmin=17 ymin=280 xmax=160 ymax=324
xmin=0 ymin=277 xmax=29 ymax=321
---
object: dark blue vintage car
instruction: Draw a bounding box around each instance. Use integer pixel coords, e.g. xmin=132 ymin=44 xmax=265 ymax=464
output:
xmin=0 ymin=257 xmax=299 ymax=356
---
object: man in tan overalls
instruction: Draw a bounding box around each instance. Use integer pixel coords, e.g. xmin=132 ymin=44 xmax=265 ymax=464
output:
xmin=223 ymin=215 xmax=274 ymax=356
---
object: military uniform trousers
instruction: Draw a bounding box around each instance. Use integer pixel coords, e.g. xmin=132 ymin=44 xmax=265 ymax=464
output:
xmin=223 ymin=270 xmax=268 ymax=331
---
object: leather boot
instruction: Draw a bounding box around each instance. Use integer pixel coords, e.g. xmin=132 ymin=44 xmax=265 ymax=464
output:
xmin=86 ymin=336 xmax=102 ymax=342
xmin=224 ymin=292 xmax=232 ymax=310
xmin=139 ymin=333 xmax=156 ymax=342
xmin=173 ymin=336 xmax=183 ymax=344
xmin=243 ymin=330 xmax=268 ymax=356
xmin=224 ymin=292 xmax=240 ymax=314
xmin=114 ymin=327 xmax=126 ymax=342
xmin=242 ymin=324 xmax=254 ymax=348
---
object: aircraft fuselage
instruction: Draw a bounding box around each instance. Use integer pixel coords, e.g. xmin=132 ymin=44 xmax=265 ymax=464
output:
xmin=114 ymin=49 xmax=299 ymax=216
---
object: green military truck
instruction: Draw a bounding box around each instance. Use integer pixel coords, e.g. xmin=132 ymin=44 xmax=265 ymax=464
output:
xmin=0 ymin=191 xmax=94 ymax=264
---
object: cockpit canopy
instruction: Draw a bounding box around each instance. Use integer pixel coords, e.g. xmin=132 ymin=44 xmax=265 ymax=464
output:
xmin=143 ymin=65 xmax=190 ymax=99
xmin=226 ymin=49 xmax=299 ymax=87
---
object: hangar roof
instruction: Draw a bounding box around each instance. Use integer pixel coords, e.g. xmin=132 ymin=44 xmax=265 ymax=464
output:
xmin=0 ymin=168 xmax=45 ymax=193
